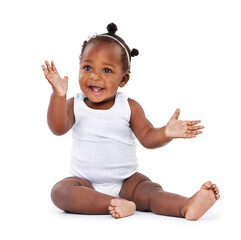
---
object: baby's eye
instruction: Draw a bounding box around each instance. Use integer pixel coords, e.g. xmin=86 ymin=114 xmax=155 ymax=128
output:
xmin=103 ymin=68 xmax=112 ymax=73
xmin=83 ymin=65 xmax=92 ymax=71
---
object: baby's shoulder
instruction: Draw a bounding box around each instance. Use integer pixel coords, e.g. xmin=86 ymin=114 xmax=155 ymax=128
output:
xmin=127 ymin=97 xmax=138 ymax=107
xmin=127 ymin=98 xmax=144 ymax=115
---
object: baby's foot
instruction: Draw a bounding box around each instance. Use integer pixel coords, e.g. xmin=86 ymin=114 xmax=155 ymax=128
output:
xmin=183 ymin=181 xmax=220 ymax=221
xmin=108 ymin=199 xmax=136 ymax=219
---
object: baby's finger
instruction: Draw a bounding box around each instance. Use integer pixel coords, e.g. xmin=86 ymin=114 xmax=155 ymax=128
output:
xmin=188 ymin=126 xmax=204 ymax=130
xmin=41 ymin=65 xmax=46 ymax=71
xmin=45 ymin=60 xmax=52 ymax=72
xmin=51 ymin=61 xmax=58 ymax=74
xmin=184 ymin=133 xmax=196 ymax=138
xmin=187 ymin=120 xmax=201 ymax=126
xmin=171 ymin=108 xmax=180 ymax=120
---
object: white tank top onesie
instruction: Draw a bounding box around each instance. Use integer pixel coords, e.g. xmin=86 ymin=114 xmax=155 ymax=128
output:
xmin=70 ymin=92 xmax=138 ymax=197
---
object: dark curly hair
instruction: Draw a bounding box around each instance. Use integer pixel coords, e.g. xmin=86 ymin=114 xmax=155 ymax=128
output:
xmin=79 ymin=23 xmax=139 ymax=73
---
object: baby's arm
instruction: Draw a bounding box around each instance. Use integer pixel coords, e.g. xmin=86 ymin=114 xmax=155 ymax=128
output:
xmin=47 ymin=94 xmax=74 ymax=135
xmin=128 ymin=99 xmax=204 ymax=149
xmin=42 ymin=61 xmax=75 ymax=135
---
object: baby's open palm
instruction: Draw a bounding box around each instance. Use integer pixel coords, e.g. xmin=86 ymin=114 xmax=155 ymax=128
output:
xmin=165 ymin=109 xmax=204 ymax=138
xmin=42 ymin=61 xmax=68 ymax=97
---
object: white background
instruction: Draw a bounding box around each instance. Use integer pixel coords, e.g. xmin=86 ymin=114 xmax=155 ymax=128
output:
xmin=1 ymin=0 xmax=240 ymax=239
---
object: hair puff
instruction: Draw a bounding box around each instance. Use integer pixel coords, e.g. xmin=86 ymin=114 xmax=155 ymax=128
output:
xmin=131 ymin=48 xmax=139 ymax=57
xmin=107 ymin=22 xmax=118 ymax=34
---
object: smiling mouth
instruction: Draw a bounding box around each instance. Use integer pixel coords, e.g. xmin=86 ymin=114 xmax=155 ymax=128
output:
xmin=88 ymin=86 xmax=104 ymax=94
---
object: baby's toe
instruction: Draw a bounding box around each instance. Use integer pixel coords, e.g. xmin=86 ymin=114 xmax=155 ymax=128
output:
xmin=212 ymin=185 xmax=219 ymax=194
xmin=110 ymin=199 xmax=118 ymax=207
xmin=108 ymin=205 xmax=114 ymax=211
xmin=114 ymin=213 xmax=120 ymax=219
xmin=215 ymin=194 xmax=220 ymax=200
xmin=109 ymin=210 xmax=115 ymax=215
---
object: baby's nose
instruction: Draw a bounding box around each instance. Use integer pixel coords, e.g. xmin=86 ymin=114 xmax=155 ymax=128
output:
xmin=90 ymin=72 xmax=101 ymax=81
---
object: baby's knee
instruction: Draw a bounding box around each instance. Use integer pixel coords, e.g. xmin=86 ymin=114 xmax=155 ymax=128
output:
xmin=51 ymin=180 xmax=74 ymax=211
xmin=51 ymin=182 xmax=66 ymax=210
xmin=133 ymin=181 xmax=163 ymax=211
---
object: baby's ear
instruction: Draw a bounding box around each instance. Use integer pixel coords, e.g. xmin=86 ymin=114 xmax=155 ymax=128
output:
xmin=119 ymin=73 xmax=130 ymax=88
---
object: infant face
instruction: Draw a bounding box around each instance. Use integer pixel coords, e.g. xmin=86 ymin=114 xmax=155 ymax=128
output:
xmin=79 ymin=40 xmax=129 ymax=105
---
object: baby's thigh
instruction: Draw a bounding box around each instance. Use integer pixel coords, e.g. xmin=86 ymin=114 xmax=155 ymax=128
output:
xmin=51 ymin=177 xmax=94 ymax=207
xmin=52 ymin=176 xmax=94 ymax=191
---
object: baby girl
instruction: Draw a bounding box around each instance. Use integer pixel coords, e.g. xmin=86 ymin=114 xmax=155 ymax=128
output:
xmin=42 ymin=23 xmax=220 ymax=219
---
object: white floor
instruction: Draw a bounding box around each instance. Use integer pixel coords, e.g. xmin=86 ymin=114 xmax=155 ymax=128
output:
xmin=2 ymin=194 xmax=239 ymax=240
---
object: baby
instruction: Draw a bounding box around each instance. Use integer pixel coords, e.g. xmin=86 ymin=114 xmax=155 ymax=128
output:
xmin=42 ymin=23 xmax=220 ymax=220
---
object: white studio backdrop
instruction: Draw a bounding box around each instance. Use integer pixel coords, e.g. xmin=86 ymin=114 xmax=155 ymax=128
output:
xmin=0 ymin=0 xmax=240 ymax=239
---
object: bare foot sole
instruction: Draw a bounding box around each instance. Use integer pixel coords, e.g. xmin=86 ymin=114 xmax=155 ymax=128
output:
xmin=108 ymin=198 xmax=136 ymax=219
xmin=183 ymin=181 xmax=220 ymax=221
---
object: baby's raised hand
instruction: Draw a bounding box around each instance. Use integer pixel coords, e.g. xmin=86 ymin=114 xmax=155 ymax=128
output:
xmin=42 ymin=61 xmax=68 ymax=97
xmin=165 ymin=109 xmax=204 ymax=138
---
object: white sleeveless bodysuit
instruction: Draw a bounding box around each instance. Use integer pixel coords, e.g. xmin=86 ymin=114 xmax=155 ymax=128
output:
xmin=70 ymin=92 xmax=138 ymax=197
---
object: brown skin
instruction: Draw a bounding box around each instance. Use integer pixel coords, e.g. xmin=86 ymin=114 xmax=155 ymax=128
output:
xmin=42 ymin=40 xmax=220 ymax=220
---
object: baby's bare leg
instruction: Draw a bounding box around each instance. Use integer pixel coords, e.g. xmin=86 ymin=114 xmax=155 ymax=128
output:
xmin=51 ymin=177 xmax=114 ymax=214
xmin=120 ymin=173 xmax=220 ymax=220
xmin=120 ymin=172 xmax=187 ymax=217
